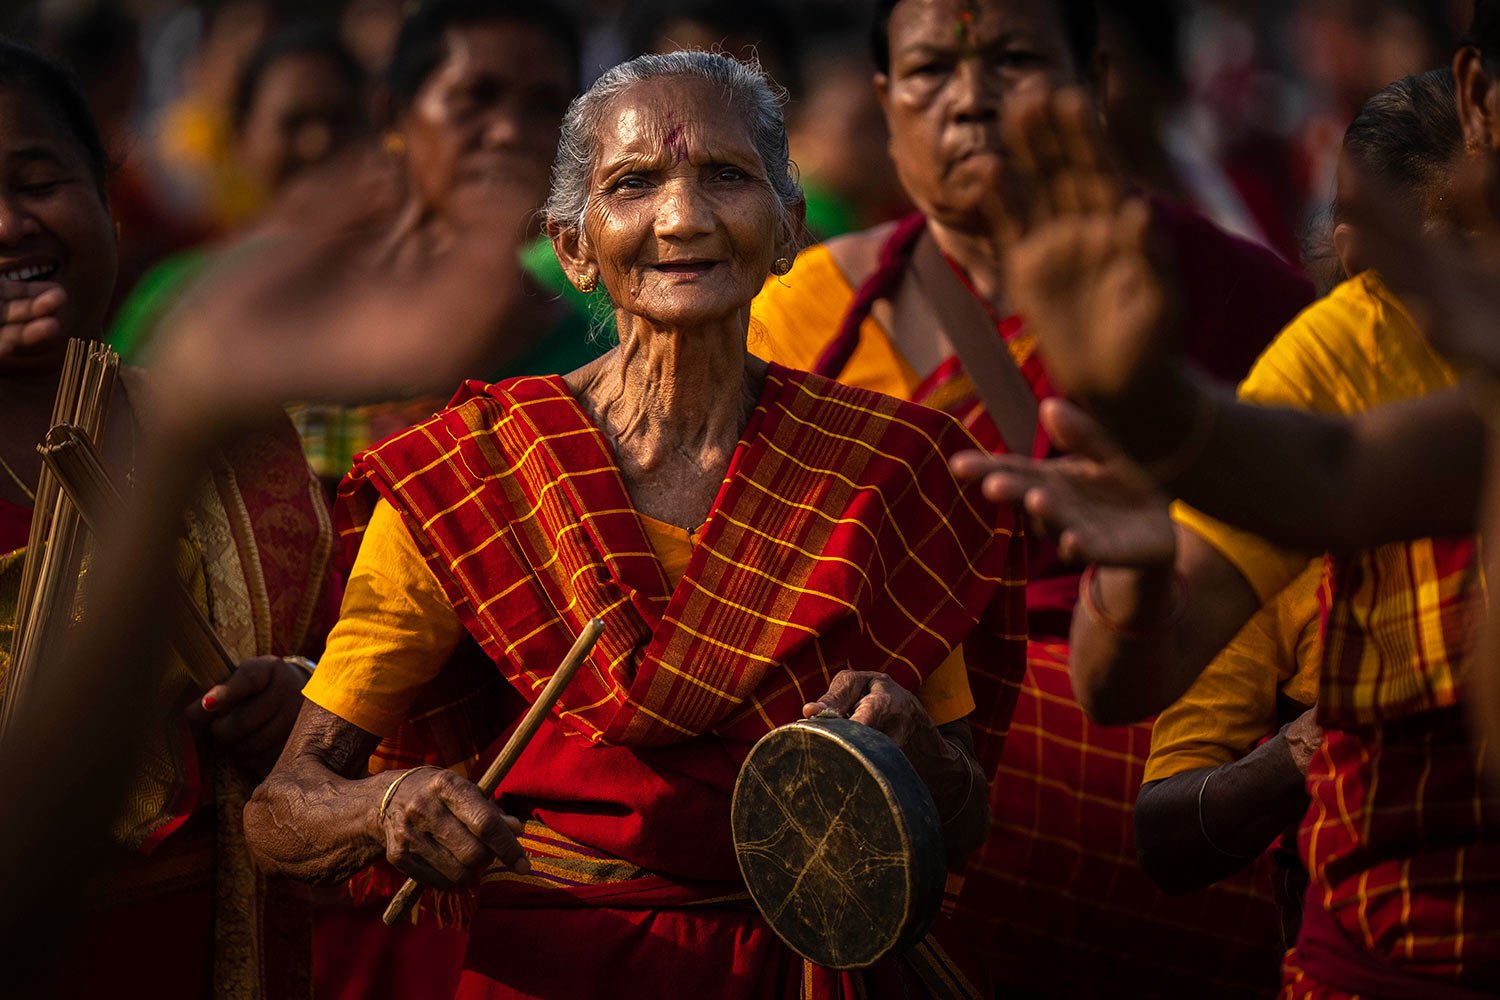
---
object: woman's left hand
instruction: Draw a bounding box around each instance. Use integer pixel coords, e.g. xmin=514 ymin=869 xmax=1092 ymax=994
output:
xmin=804 ymin=670 xmax=989 ymax=860
xmin=188 ymin=655 xmax=311 ymax=778
xmin=803 ymin=670 xmax=940 ymax=756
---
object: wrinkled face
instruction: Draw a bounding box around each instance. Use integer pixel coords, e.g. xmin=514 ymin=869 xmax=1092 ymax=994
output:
xmin=563 ymin=75 xmax=790 ymax=330
xmin=879 ymin=0 xmax=1083 ymax=232
xmin=399 ymin=21 xmax=573 ymax=215
xmin=236 ymin=52 xmax=364 ymax=194
xmin=0 ymin=88 xmax=116 ymax=376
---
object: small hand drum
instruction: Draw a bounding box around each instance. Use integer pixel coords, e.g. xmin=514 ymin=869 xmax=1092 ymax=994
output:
xmin=731 ymin=716 xmax=946 ymax=970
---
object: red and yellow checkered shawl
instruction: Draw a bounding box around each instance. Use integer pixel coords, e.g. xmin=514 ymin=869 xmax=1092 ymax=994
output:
xmin=1317 ymin=538 xmax=1482 ymax=727
xmin=336 ymin=362 xmax=1026 ymax=769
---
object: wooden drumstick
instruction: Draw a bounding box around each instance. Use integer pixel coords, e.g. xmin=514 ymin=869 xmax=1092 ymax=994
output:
xmin=382 ymin=617 xmax=605 ymax=927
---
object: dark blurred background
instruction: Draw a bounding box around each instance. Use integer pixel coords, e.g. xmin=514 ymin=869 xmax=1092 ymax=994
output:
xmin=0 ymin=0 xmax=1475 ymax=299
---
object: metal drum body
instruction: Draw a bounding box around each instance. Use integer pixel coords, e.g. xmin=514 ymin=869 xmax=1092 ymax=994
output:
xmin=731 ymin=717 xmax=946 ymax=970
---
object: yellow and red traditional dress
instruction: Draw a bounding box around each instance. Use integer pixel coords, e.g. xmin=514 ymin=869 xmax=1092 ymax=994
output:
xmin=752 ymin=201 xmax=1313 ymax=996
xmin=303 ymin=363 xmax=1028 ymax=998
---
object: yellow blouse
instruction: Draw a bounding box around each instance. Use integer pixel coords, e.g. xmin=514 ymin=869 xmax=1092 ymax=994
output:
xmin=1143 ymin=562 xmax=1323 ymax=783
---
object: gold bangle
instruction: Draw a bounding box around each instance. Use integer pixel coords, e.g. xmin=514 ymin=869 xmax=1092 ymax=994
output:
xmin=378 ymin=765 xmax=440 ymax=825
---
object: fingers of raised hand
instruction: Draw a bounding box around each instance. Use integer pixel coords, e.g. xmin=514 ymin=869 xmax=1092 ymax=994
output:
xmin=1037 ymin=398 xmax=1128 ymax=464
xmin=949 ymin=450 xmax=1046 ymax=502
xmin=0 ymin=281 xmax=65 ymax=321
xmin=0 ymin=282 xmax=66 ymax=359
xmin=1002 ymin=85 xmax=1067 ymax=228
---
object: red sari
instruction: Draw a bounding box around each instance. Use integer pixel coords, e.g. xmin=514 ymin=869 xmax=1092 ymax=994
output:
xmin=337 ymin=364 xmax=1029 ymax=998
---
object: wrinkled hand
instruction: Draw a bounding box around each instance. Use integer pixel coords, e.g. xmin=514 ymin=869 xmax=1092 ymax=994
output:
xmin=1282 ymin=706 xmax=1324 ymax=776
xmin=804 ymin=670 xmax=942 ymax=759
xmin=0 ymin=278 xmax=67 ymax=364
xmin=950 ymin=398 xmax=1176 ymax=565
xmin=186 ymin=655 xmax=310 ymax=778
xmin=995 ymin=86 xmax=1179 ymax=403
xmin=377 ymin=767 xmax=529 ymax=889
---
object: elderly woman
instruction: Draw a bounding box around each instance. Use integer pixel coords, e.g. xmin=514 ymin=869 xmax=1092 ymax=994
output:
xmin=245 ymin=51 xmax=1025 ymax=998
xmin=749 ymin=0 xmax=1315 ymax=994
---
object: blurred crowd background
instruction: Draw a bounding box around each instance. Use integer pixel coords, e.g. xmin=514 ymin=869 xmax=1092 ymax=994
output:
xmin=0 ymin=0 xmax=1475 ymax=315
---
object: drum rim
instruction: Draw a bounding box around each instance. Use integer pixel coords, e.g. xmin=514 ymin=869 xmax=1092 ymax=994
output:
xmin=732 ymin=717 xmax=944 ymax=970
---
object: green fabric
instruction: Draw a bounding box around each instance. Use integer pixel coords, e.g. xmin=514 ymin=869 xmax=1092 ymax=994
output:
xmin=107 ymin=248 xmax=213 ymax=364
xmin=800 ymin=182 xmax=859 ymax=241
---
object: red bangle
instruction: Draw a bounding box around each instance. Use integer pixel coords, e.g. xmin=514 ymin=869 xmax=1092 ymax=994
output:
xmin=1078 ymin=564 xmax=1186 ymax=641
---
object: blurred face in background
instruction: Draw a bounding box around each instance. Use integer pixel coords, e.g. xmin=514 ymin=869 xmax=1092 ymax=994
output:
xmin=0 ymin=86 xmax=116 ymax=375
xmin=235 ymin=52 xmax=365 ymax=195
xmin=877 ymin=0 xmax=1091 ymax=234
xmin=396 ymin=20 xmax=573 ymax=219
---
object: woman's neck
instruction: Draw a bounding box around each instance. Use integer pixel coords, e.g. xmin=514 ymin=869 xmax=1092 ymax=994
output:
xmin=578 ymin=310 xmax=760 ymax=471
xmin=928 ymin=220 xmax=1008 ymax=310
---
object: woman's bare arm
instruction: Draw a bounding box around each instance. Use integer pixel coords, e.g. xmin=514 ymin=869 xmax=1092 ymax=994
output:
xmin=1071 ymin=529 xmax=1264 ymax=725
xmin=1134 ymin=707 xmax=1320 ymax=895
xmin=1089 ymin=374 xmax=1484 ymax=553
xmin=245 ymin=701 xmax=529 ymax=887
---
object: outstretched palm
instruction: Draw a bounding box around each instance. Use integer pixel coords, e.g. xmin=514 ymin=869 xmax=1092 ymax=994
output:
xmin=150 ymin=175 xmax=538 ymax=427
xmin=951 ymin=398 xmax=1177 ymax=567
xmin=995 ymin=88 xmax=1179 ymax=403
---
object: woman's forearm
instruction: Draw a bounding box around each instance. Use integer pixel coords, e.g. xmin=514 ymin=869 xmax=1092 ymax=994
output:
xmin=1134 ymin=733 xmax=1310 ymax=895
xmin=1068 ymin=563 xmax=1187 ymax=724
xmin=907 ymin=719 xmax=990 ymax=864
xmin=244 ymin=701 xmax=388 ymax=884
xmin=1089 ymin=371 xmax=1483 ymax=551
xmin=1070 ymin=533 xmax=1264 ymax=726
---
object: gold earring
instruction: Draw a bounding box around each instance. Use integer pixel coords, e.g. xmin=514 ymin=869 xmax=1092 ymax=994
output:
xmin=577 ymin=273 xmax=597 ymax=294
xmin=772 ymin=257 xmax=792 ymax=276
xmin=382 ymin=131 xmax=407 ymax=156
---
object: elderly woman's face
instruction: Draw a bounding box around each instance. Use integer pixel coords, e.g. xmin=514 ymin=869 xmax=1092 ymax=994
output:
xmin=879 ymin=0 xmax=1084 ymax=233
xmin=399 ymin=20 xmax=572 ymax=215
xmin=576 ymin=76 xmax=787 ymax=329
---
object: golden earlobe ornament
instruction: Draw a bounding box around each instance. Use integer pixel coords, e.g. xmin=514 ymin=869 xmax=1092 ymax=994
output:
xmin=576 ymin=273 xmax=598 ymax=294
xmin=772 ymin=257 xmax=792 ymax=276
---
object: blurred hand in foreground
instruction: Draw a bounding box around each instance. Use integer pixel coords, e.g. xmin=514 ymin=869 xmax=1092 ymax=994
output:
xmin=148 ymin=171 xmax=537 ymax=429
xmin=950 ymin=398 xmax=1176 ymax=567
xmin=994 ymin=86 xmax=1181 ymax=404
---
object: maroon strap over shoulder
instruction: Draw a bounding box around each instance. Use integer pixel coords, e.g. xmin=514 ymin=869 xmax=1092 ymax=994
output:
xmin=812 ymin=212 xmax=927 ymax=380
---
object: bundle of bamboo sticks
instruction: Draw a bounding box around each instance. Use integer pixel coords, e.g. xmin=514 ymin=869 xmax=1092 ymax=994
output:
xmin=40 ymin=425 xmax=235 ymax=689
xmin=0 ymin=340 xmax=118 ymax=737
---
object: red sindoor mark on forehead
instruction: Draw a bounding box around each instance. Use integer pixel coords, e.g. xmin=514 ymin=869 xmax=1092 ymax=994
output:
xmin=954 ymin=1 xmax=977 ymax=44
xmin=662 ymin=123 xmax=689 ymax=163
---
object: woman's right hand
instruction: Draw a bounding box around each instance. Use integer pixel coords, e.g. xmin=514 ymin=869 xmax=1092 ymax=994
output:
xmin=376 ymin=767 xmax=531 ymax=888
xmin=950 ymin=398 xmax=1177 ymax=567
xmin=0 ymin=278 xmax=66 ymax=363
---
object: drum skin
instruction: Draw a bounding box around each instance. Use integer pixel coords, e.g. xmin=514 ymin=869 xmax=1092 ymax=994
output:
xmin=731 ymin=717 xmax=946 ymax=970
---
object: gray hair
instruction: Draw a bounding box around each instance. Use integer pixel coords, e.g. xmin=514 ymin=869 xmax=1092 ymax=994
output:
xmin=544 ymin=50 xmax=803 ymax=237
